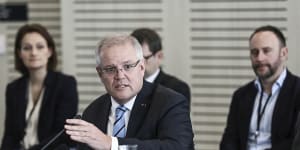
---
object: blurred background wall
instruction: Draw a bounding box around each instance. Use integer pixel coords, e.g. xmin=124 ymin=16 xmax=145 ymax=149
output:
xmin=1 ymin=0 xmax=300 ymax=149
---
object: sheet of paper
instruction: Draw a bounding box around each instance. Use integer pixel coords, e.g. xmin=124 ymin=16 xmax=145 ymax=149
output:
xmin=0 ymin=34 xmax=5 ymax=55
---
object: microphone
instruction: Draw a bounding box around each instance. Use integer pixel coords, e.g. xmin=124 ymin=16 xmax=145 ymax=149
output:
xmin=41 ymin=114 xmax=82 ymax=150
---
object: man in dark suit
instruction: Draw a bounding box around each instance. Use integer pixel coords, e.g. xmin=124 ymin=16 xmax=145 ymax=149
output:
xmin=64 ymin=35 xmax=194 ymax=150
xmin=131 ymin=28 xmax=191 ymax=105
xmin=220 ymin=25 xmax=300 ymax=150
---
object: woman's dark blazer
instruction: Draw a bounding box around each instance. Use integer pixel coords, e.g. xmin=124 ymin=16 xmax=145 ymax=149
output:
xmin=1 ymin=71 xmax=79 ymax=150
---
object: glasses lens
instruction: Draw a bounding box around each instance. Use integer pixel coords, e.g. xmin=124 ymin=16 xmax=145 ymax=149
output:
xmin=100 ymin=60 xmax=140 ymax=75
xmin=102 ymin=67 xmax=117 ymax=74
xmin=123 ymin=60 xmax=140 ymax=71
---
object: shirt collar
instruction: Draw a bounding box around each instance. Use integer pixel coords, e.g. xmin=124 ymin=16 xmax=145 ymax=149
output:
xmin=254 ymin=68 xmax=287 ymax=94
xmin=145 ymin=68 xmax=160 ymax=83
xmin=111 ymin=95 xmax=136 ymax=111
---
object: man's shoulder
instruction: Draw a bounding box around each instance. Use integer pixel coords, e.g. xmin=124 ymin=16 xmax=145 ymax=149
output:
xmin=286 ymin=70 xmax=300 ymax=86
xmin=151 ymin=84 xmax=187 ymax=106
xmin=86 ymin=94 xmax=110 ymax=108
xmin=141 ymin=83 xmax=190 ymax=123
xmin=83 ymin=94 xmax=110 ymax=115
xmin=155 ymin=71 xmax=190 ymax=100
xmin=157 ymin=71 xmax=188 ymax=87
xmin=233 ymin=80 xmax=256 ymax=95
xmin=233 ymin=70 xmax=300 ymax=95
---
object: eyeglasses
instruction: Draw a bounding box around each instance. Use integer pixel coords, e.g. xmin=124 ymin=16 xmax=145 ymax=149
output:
xmin=143 ymin=54 xmax=154 ymax=60
xmin=97 ymin=60 xmax=140 ymax=75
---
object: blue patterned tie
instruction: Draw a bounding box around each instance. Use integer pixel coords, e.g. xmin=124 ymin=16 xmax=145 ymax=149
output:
xmin=113 ymin=105 xmax=127 ymax=138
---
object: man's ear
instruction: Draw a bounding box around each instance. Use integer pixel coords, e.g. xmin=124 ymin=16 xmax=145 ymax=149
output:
xmin=280 ymin=47 xmax=288 ymax=60
xmin=140 ymin=59 xmax=145 ymax=70
xmin=156 ymin=50 xmax=163 ymax=59
xmin=138 ymin=59 xmax=146 ymax=77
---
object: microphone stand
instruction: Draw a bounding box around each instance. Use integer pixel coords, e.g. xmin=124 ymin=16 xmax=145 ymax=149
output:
xmin=41 ymin=115 xmax=81 ymax=150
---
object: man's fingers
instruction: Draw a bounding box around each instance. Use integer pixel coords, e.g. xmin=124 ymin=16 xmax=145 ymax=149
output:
xmin=66 ymin=118 xmax=90 ymax=125
xmin=66 ymin=129 xmax=87 ymax=136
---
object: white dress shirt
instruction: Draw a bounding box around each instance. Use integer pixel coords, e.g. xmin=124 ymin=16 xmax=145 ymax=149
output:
xmin=145 ymin=68 xmax=160 ymax=83
xmin=108 ymin=96 xmax=136 ymax=150
xmin=247 ymin=69 xmax=287 ymax=150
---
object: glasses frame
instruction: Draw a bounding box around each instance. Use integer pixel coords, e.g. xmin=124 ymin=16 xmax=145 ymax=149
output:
xmin=143 ymin=54 xmax=154 ymax=60
xmin=97 ymin=60 xmax=141 ymax=75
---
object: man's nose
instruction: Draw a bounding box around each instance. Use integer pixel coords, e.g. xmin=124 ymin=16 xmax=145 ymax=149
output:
xmin=256 ymin=51 xmax=265 ymax=61
xmin=114 ymin=68 xmax=126 ymax=78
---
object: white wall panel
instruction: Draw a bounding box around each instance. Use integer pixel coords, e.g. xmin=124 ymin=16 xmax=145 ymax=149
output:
xmin=62 ymin=0 xmax=164 ymax=113
xmin=59 ymin=0 xmax=300 ymax=150
xmin=189 ymin=0 xmax=288 ymax=149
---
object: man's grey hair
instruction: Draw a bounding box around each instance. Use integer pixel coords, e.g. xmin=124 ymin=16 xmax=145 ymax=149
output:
xmin=95 ymin=34 xmax=144 ymax=66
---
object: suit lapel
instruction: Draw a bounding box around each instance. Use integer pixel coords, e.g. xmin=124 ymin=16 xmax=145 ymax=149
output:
xmin=126 ymin=81 xmax=154 ymax=137
xmin=153 ymin=70 xmax=164 ymax=84
xmin=244 ymin=85 xmax=257 ymax=127
xmin=81 ymin=94 xmax=111 ymax=134
xmin=271 ymin=71 xmax=295 ymax=136
xmin=97 ymin=95 xmax=111 ymax=133
xmin=239 ymin=82 xmax=257 ymax=148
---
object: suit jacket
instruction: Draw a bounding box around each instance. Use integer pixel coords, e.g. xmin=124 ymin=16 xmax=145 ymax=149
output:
xmin=78 ymin=81 xmax=194 ymax=150
xmin=220 ymin=70 xmax=300 ymax=150
xmin=292 ymin=111 xmax=300 ymax=150
xmin=1 ymin=71 xmax=79 ymax=150
xmin=154 ymin=70 xmax=191 ymax=105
